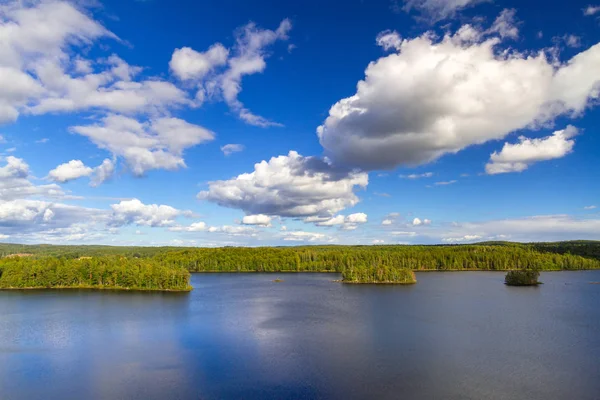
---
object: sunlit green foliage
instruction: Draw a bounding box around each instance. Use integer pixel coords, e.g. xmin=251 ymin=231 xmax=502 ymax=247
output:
xmin=342 ymin=264 xmax=416 ymax=284
xmin=1 ymin=241 xmax=599 ymax=291
xmin=154 ymin=244 xmax=600 ymax=272
xmin=0 ymin=256 xmax=191 ymax=291
xmin=505 ymin=269 xmax=541 ymax=286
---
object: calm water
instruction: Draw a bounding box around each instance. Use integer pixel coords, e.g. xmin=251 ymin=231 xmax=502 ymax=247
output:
xmin=1 ymin=272 xmax=600 ymax=400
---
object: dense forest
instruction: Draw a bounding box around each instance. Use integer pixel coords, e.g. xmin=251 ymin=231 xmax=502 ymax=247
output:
xmin=342 ymin=265 xmax=416 ymax=284
xmin=154 ymin=244 xmax=600 ymax=272
xmin=1 ymin=241 xmax=599 ymax=288
xmin=0 ymin=256 xmax=191 ymax=291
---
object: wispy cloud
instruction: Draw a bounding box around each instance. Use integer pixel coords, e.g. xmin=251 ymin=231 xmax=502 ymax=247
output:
xmin=400 ymin=172 xmax=433 ymax=179
xmin=434 ymin=180 xmax=457 ymax=186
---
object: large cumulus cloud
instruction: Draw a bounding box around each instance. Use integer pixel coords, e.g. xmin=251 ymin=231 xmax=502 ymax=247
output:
xmin=198 ymin=151 xmax=368 ymax=218
xmin=317 ymin=24 xmax=600 ymax=171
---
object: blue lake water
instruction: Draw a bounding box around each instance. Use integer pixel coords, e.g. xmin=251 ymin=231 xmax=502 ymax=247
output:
xmin=1 ymin=271 xmax=599 ymax=399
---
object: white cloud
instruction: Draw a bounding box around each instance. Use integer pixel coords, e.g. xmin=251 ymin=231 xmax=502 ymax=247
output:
xmin=342 ymin=212 xmax=368 ymax=230
xmin=317 ymin=21 xmax=600 ymax=171
xmin=382 ymin=219 xmax=393 ymax=225
xmin=110 ymin=198 xmax=186 ymax=227
xmin=29 ymin=69 xmax=191 ymax=116
xmin=391 ymin=231 xmax=417 ymax=236
xmin=90 ymin=158 xmax=115 ymax=187
xmin=314 ymin=212 xmax=367 ymax=230
xmin=412 ymin=217 xmax=431 ymax=226
xmin=170 ymin=44 xmax=229 ymax=81
xmin=315 ymin=215 xmax=345 ymax=226
xmin=584 ymin=5 xmax=600 ymax=16
xmin=0 ymin=1 xmax=115 ymax=65
xmin=242 ymin=214 xmax=272 ymax=226
xmin=437 ymin=214 xmax=600 ymax=242
xmin=434 ymin=180 xmax=457 ymax=185
xmin=169 ymin=19 xmax=292 ymax=127
xmin=564 ymin=35 xmax=582 ymax=48
xmin=220 ymin=19 xmax=291 ymax=127
xmin=0 ymin=1 xmax=193 ymax=122
xmin=372 ymin=239 xmax=385 ymax=244
xmin=0 ymin=0 xmax=115 ymax=123
xmin=71 ymin=114 xmax=214 ymax=175
xmin=442 ymin=234 xmax=482 ymax=243
xmin=0 ymin=199 xmax=55 ymax=223
xmin=74 ymin=57 xmax=93 ymax=75
xmin=346 ymin=212 xmax=368 ymax=224
xmin=0 ymin=156 xmax=65 ymax=201
xmin=400 ymin=172 xmax=433 ymax=179
xmin=400 ymin=0 xmax=488 ymax=22
xmin=169 ymin=221 xmax=207 ymax=232
xmin=0 ymin=198 xmax=107 ymax=239
xmin=47 ymin=158 xmax=115 ymax=186
xmin=198 ymin=151 xmax=368 ymax=218
xmin=486 ymin=126 xmax=577 ymax=174
xmin=488 ymin=9 xmax=519 ymax=39
xmin=376 ymin=30 xmax=402 ymax=51
xmin=282 ymin=231 xmax=330 ymax=242
xmin=584 ymin=205 xmax=597 ymax=210
xmin=47 ymin=159 xmax=93 ymax=183
xmin=221 ymin=143 xmax=245 ymax=156
xmin=207 ymin=225 xmax=258 ymax=237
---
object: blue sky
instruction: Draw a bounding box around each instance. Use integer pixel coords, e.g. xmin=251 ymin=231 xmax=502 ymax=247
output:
xmin=0 ymin=0 xmax=599 ymax=246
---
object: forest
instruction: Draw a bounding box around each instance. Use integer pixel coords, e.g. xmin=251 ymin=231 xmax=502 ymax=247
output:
xmin=153 ymin=244 xmax=600 ymax=272
xmin=1 ymin=241 xmax=599 ymax=288
xmin=0 ymin=256 xmax=192 ymax=291
xmin=342 ymin=265 xmax=416 ymax=284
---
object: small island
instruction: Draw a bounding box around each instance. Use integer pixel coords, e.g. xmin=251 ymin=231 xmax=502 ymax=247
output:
xmin=504 ymin=269 xmax=541 ymax=286
xmin=342 ymin=264 xmax=417 ymax=284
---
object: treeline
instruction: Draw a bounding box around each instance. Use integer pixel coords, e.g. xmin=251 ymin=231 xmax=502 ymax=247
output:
xmin=0 ymin=244 xmax=173 ymax=259
xmin=3 ymin=241 xmax=600 ymax=264
xmin=466 ymin=240 xmax=600 ymax=261
xmin=529 ymin=241 xmax=600 ymax=261
xmin=0 ymin=256 xmax=191 ymax=291
xmin=155 ymin=244 xmax=600 ymax=273
xmin=1 ymin=242 xmax=599 ymax=290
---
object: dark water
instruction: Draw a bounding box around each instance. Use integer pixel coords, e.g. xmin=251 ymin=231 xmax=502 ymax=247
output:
xmin=1 ymin=272 xmax=600 ymax=400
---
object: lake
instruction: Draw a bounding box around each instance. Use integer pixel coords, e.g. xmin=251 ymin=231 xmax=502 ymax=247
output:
xmin=1 ymin=271 xmax=599 ymax=399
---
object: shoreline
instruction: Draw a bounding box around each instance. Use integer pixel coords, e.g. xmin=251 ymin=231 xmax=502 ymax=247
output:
xmin=342 ymin=281 xmax=417 ymax=285
xmin=0 ymin=285 xmax=192 ymax=292
xmin=187 ymin=269 xmax=600 ymax=274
